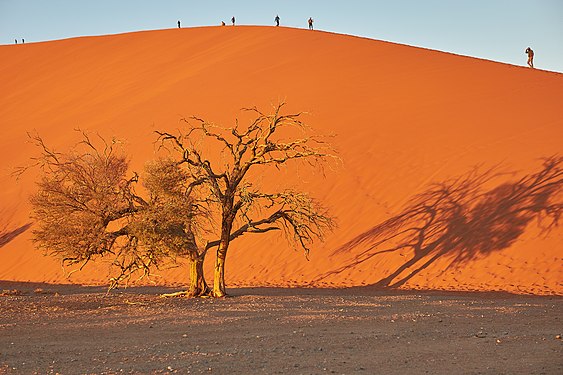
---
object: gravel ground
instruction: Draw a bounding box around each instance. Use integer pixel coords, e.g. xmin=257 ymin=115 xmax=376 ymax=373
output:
xmin=0 ymin=282 xmax=561 ymax=374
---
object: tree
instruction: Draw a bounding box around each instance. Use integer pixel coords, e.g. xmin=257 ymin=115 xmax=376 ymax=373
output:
xmin=156 ymin=103 xmax=337 ymax=297
xmin=23 ymin=103 xmax=336 ymax=298
xmin=23 ymin=131 xmax=206 ymax=294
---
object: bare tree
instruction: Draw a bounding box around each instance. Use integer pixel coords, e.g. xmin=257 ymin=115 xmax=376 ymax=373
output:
xmin=23 ymin=131 xmax=206 ymax=294
xmin=157 ymin=103 xmax=337 ymax=297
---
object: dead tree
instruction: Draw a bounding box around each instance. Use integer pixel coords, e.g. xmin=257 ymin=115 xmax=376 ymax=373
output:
xmin=157 ymin=102 xmax=337 ymax=297
xmin=23 ymin=131 xmax=206 ymax=294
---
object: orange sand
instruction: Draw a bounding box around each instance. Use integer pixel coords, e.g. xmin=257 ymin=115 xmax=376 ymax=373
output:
xmin=0 ymin=27 xmax=561 ymax=294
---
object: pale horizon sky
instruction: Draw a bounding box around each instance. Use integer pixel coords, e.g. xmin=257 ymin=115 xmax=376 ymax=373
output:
xmin=1 ymin=0 xmax=562 ymax=73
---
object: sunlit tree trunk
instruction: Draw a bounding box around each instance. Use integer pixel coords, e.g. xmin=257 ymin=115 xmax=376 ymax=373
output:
xmin=212 ymin=214 xmax=233 ymax=297
xmin=212 ymin=239 xmax=229 ymax=297
xmin=188 ymin=256 xmax=209 ymax=297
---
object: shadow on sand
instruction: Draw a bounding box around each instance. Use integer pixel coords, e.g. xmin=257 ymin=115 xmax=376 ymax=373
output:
xmin=0 ymin=221 xmax=31 ymax=248
xmin=316 ymin=156 xmax=562 ymax=288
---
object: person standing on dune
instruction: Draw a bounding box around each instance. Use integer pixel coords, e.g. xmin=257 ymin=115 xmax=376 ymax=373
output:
xmin=308 ymin=17 xmax=314 ymax=30
xmin=178 ymin=20 xmax=181 ymax=28
xmin=525 ymin=47 xmax=534 ymax=68
xmin=275 ymin=15 xmax=280 ymax=26
xmin=231 ymin=16 xmax=236 ymax=26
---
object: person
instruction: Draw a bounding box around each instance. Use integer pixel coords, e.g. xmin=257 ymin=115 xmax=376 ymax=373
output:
xmin=231 ymin=16 xmax=235 ymax=26
xmin=525 ymin=47 xmax=534 ymax=68
xmin=22 ymin=39 xmax=24 ymax=44
xmin=275 ymin=15 xmax=280 ymax=27
xmin=15 ymin=39 xmax=17 ymax=44
xmin=221 ymin=21 xmax=226 ymax=26
xmin=308 ymin=17 xmax=314 ymax=30
xmin=178 ymin=20 xmax=181 ymax=28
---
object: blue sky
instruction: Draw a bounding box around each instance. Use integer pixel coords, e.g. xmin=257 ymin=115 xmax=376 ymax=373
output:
xmin=1 ymin=0 xmax=562 ymax=72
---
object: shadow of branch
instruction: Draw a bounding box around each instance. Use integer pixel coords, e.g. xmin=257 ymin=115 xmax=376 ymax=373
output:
xmin=0 ymin=222 xmax=32 ymax=248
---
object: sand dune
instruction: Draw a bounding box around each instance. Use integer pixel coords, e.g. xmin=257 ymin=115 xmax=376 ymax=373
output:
xmin=1 ymin=26 xmax=561 ymax=294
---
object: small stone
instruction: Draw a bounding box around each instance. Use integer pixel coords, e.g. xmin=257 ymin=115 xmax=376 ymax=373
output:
xmin=556 ymin=335 xmax=561 ymax=340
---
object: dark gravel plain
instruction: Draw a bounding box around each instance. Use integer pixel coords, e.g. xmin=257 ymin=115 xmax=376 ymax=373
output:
xmin=0 ymin=281 xmax=561 ymax=375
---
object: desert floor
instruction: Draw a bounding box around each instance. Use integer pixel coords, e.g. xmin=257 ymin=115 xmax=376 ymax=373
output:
xmin=0 ymin=282 xmax=561 ymax=375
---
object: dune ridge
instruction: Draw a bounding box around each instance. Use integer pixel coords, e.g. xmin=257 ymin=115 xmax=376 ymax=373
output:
xmin=1 ymin=26 xmax=561 ymax=294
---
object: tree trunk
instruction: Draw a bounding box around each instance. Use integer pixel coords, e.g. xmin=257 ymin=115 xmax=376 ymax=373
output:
xmin=162 ymin=256 xmax=209 ymax=298
xmin=212 ymin=241 xmax=228 ymax=297
xmin=213 ymin=197 xmax=234 ymax=298
xmin=188 ymin=256 xmax=209 ymax=297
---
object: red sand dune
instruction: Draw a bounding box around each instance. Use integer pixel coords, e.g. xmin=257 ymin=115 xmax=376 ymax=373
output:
xmin=0 ymin=26 xmax=562 ymax=294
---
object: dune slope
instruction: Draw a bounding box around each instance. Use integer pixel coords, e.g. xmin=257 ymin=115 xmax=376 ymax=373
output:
xmin=1 ymin=26 xmax=561 ymax=294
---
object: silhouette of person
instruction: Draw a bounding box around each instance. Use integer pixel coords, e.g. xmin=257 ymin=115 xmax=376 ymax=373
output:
xmin=22 ymin=39 xmax=24 ymax=44
xmin=275 ymin=15 xmax=280 ymax=27
xmin=231 ymin=16 xmax=235 ymax=26
xmin=221 ymin=21 xmax=226 ymax=26
xmin=15 ymin=39 xmax=17 ymax=44
xmin=178 ymin=20 xmax=181 ymax=28
xmin=525 ymin=47 xmax=534 ymax=68
xmin=308 ymin=17 xmax=314 ymax=30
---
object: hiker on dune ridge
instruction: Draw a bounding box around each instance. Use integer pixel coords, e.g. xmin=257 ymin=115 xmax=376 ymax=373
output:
xmin=525 ymin=47 xmax=534 ymax=68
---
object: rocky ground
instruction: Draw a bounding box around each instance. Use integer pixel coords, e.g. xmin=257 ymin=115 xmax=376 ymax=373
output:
xmin=0 ymin=282 xmax=561 ymax=374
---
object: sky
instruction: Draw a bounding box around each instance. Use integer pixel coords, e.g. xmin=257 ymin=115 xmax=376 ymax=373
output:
xmin=1 ymin=0 xmax=562 ymax=72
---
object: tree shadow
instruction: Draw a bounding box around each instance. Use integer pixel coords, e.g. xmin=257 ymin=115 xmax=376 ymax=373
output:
xmin=0 ymin=224 xmax=32 ymax=248
xmin=0 ymin=211 xmax=32 ymax=248
xmin=316 ymin=156 xmax=562 ymax=288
